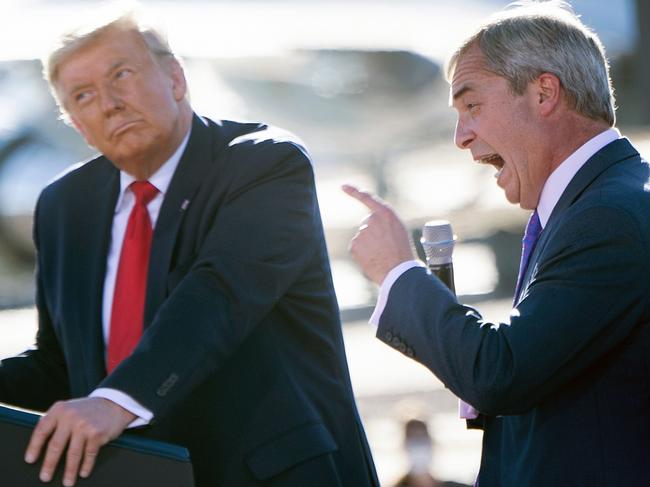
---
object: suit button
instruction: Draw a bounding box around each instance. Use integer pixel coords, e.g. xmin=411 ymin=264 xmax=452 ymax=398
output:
xmin=391 ymin=336 xmax=402 ymax=346
xmin=385 ymin=331 xmax=393 ymax=341
xmin=406 ymin=347 xmax=415 ymax=358
xmin=156 ymin=373 xmax=179 ymax=397
xmin=398 ymin=343 xmax=407 ymax=353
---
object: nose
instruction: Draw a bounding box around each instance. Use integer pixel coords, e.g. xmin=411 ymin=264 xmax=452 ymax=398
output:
xmin=454 ymin=117 xmax=474 ymax=150
xmin=98 ymin=83 xmax=124 ymax=115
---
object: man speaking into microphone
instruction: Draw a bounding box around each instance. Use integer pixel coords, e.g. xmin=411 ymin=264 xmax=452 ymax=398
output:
xmin=343 ymin=2 xmax=649 ymax=486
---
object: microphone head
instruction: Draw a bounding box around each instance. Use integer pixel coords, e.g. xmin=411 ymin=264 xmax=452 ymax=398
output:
xmin=421 ymin=220 xmax=456 ymax=265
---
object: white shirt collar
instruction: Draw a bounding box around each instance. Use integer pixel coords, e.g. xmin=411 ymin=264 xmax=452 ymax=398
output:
xmin=537 ymin=127 xmax=620 ymax=228
xmin=115 ymin=127 xmax=192 ymax=210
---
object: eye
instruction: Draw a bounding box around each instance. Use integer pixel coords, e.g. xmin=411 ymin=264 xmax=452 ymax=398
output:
xmin=467 ymin=103 xmax=480 ymax=115
xmin=73 ymin=90 xmax=94 ymax=105
xmin=114 ymin=68 xmax=133 ymax=81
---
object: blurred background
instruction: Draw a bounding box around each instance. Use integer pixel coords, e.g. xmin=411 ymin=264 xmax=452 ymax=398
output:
xmin=0 ymin=0 xmax=649 ymax=484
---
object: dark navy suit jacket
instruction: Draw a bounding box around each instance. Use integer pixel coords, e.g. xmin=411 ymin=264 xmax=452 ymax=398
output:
xmin=378 ymin=138 xmax=650 ymax=486
xmin=0 ymin=115 xmax=379 ymax=487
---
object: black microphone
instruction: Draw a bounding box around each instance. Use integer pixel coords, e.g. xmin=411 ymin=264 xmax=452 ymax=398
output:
xmin=420 ymin=220 xmax=456 ymax=294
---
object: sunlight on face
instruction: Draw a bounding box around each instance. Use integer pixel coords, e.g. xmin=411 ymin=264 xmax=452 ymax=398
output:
xmin=450 ymin=45 xmax=549 ymax=210
xmin=54 ymin=28 xmax=189 ymax=178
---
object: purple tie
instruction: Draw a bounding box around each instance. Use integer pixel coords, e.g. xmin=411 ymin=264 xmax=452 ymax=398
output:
xmin=514 ymin=210 xmax=542 ymax=301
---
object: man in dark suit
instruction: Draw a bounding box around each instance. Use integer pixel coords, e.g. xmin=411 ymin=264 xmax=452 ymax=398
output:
xmin=0 ymin=11 xmax=378 ymax=487
xmin=344 ymin=2 xmax=649 ymax=486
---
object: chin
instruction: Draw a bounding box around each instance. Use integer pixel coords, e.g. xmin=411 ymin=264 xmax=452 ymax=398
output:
xmin=503 ymin=192 xmax=520 ymax=206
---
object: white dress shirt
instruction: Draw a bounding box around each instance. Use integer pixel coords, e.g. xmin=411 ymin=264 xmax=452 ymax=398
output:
xmin=90 ymin=129 xmax=191 ymax=426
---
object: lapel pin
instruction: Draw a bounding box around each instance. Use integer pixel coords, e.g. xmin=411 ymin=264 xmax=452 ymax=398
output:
xmin=181 ymin=199 xmax=190 ymax=211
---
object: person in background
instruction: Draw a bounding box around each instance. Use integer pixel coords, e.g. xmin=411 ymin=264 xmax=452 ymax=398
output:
xmin=344 ymin=1 xmax=650 ymax=485
xmin=393 ymin=419 xmax=470 ymax=487
xmin=0 ymin=7 xmax=378 ymax=487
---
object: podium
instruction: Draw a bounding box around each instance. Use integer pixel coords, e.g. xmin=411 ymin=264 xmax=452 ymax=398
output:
xmin=0 ymin=403 xmax=194 ymax=486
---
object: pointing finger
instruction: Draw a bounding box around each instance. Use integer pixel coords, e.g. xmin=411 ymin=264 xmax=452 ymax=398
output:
xmin=341 ymin=185 xmax=389 ymax=213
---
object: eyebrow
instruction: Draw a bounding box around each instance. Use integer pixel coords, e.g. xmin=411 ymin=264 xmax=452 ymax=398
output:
xmin=452 ymin=84 xmax=474 ymax=101
xmin=66 ymin=81 xmax=90 ymax=97
xmin=65 ymin=60 xmax=130 ymax=98
xmin=105 ymin=60 xmax=128 ymax=78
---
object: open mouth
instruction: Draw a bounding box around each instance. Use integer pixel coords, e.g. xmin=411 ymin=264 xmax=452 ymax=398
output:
xmin=479 ymin=154 xmax=505 ymax=177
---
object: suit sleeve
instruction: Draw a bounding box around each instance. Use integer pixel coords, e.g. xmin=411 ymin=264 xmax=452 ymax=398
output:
xmin=0 ymin=195 xmax=70 ymax=410
xmin=377 ymin=204 xmax=649 ymax=415
xmin=100 ymin=141 xmax=323 ymax=419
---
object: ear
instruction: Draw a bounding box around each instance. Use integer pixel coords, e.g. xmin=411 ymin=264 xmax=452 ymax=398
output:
xmin=168 ymin=58 xmax=188 ymax=102
xmin=535 ymin=73 xmax=562 ymax=117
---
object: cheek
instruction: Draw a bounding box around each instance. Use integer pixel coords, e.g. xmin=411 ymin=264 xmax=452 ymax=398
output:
xmin=141 ymin=93 xmax=179 ymax=129
xmin=73 ymin=120 xmax=100 ymax=147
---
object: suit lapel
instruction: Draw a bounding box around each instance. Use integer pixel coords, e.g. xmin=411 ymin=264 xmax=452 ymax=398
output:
xmin=144 ymin=115 xmax=214 ymax=326
xmin=77 ymin=160 xmax=120 ymax=387
xmin=516 ymin=138 xmax=639 ymax=304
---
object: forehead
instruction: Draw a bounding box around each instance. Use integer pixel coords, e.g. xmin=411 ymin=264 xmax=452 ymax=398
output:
xmin=450 ymin=45 xmax=505 ymax=102
xmin=56 ymin=29 xmax=151 ymax=84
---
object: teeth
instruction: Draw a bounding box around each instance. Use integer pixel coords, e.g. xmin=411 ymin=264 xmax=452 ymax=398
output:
xmin=482 ymin=154 xmax=500 ymax=164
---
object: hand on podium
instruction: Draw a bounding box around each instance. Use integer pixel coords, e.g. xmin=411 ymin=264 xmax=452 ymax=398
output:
xmin=24 ymin=397 xmax=136 ymax=487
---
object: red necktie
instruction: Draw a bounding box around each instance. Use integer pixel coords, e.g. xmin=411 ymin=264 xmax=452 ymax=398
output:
xmin=107 ymin=181 xmax=159 ymax=373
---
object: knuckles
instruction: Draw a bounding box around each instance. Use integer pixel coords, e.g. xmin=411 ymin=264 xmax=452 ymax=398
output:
xmin=348 ymin=238 xmax=361 ymax=257
xmin=42 ymin=400 xmax=111 ymax=443
xmin=46 ymin=441 xmax=65 ymax=455
xmin=66 ymin=449 xmax=83 ymax=461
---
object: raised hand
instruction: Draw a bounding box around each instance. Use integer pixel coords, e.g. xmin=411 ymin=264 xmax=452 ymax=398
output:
xmin=342 ymin=184 xmax=417 ymax=284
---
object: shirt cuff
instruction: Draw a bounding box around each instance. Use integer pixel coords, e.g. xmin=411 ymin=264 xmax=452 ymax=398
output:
xmin=369 ymin=260 xmax=426 ymax=327
xmin=90 ymin=388 xmax=154 ymax=428
xmin=459 ymin=399 xmax=479 ymax=419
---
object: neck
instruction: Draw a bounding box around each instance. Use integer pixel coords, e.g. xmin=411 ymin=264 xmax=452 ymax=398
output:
xmin=545 ymin=113 xmax=611 ymax=174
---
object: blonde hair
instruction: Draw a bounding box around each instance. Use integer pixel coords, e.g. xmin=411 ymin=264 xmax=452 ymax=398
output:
xmin=43 ymin=9 xmax=177 ymax=117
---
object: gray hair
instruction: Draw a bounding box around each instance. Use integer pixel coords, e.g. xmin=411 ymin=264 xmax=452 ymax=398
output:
xmin=446 ymin=0 xmax=616 ymax=126
xmin=43 ymin=10 xmax=176 ymax=115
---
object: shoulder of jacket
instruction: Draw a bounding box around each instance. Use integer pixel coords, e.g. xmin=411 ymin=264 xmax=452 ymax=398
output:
xmin=214 ymin=119 xmax=308 ymax=156
xmin=41 ymin=154 xmax=113 ymax=197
